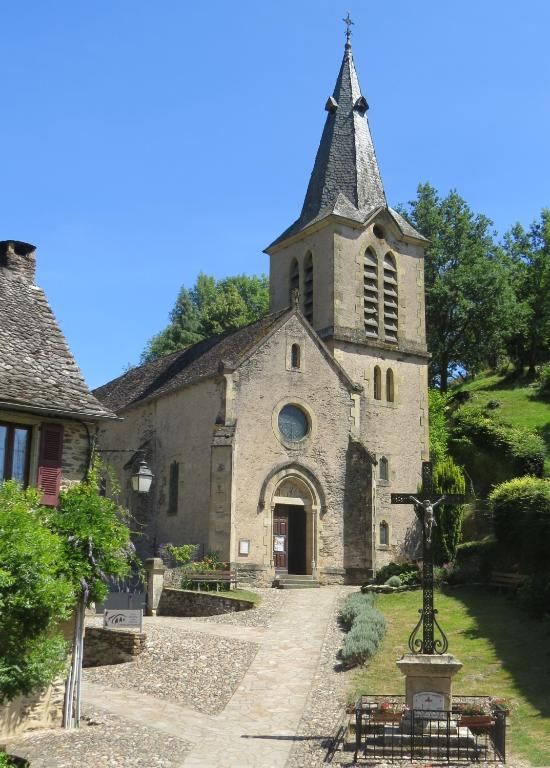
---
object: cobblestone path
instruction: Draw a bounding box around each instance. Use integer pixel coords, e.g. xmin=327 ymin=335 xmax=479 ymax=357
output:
xmin=86 ymin=587 xmax=338 ymax=767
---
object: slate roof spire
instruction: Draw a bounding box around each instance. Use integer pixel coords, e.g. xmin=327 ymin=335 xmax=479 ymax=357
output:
xmin=300 ymin=37 xmax=386 ymax=224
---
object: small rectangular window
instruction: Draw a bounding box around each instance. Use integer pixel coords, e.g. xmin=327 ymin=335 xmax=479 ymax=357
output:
xmin=168 ymin=461 xmax=179 ymax=515
xmin=0 ymin=422 xmax=31 ymax=487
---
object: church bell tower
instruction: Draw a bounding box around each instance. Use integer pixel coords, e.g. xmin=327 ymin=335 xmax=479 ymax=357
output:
xmin=265 ymin=29 xmax=430 ymax=566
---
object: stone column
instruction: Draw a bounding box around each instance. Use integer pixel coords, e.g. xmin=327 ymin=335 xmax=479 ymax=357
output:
xmin=145 ymin=557 xmax=165 ymax=616
xmin=396 ymin=654 xmax=463 ymax=711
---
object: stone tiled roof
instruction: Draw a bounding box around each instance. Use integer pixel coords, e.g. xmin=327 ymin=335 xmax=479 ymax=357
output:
xmin=266 ymin=43 xmax=426 ymax=249
xmin=93 ymin=311 xmax=289 ymax=413
xmin=0 ymin=241 xmax=115 ymax=420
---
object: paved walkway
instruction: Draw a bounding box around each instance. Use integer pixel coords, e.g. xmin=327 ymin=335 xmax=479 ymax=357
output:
xmin=82 ymin=587 xmax=339 ymax=767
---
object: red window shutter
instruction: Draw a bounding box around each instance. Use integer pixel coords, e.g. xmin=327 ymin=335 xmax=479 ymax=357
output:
xmin=38 ymin=423 xmax=64 ymax=506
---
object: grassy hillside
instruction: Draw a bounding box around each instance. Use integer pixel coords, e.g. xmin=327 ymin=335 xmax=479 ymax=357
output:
xmin=452 ymin=371 xmax=550 ymax=476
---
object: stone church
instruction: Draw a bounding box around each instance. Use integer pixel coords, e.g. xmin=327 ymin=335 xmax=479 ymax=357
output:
xmin=94 ymin=37 xmax=430 ymax=584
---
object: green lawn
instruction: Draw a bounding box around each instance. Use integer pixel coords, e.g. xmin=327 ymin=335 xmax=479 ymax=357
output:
xmin=350 ymin=588 xmax=550 ymax=765
xmin=455 ymin=371 xmax=550 ymax=475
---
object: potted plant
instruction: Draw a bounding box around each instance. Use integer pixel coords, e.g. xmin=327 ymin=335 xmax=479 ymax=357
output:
xmin=373 ymin=699 xmax=408 ymax=723
xmin=455 ymin=702 xmax=495 ymax=728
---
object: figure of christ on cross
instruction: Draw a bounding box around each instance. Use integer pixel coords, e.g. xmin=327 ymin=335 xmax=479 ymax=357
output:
xmin=391 ymin=461 xmax=465 ymax=655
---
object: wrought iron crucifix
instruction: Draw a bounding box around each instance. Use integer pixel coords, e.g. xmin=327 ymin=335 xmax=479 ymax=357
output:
xmin=391 ymin=461 xmax=464 ymax=655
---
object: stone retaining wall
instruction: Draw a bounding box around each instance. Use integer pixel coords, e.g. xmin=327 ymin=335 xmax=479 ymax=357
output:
xmin=157 ymin=588 xmax=254 ymax=617
xmin=0 ymin=679 xmax=65 ymax=740
xmin=83 ymin=627 xmax=146 ymax=667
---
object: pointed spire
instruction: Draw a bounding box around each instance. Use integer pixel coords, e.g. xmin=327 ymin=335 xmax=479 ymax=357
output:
xmin=300 ymin=39 xmax=386 ymax=226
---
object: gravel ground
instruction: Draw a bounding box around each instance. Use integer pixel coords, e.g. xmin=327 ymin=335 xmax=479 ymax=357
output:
xmin=84 ymin=623 xmax=259 ymax=714
xmin=10 ymin=708 xmax=191 ymax=768
xmin=186 ymin=586 xmax=287 ymax=628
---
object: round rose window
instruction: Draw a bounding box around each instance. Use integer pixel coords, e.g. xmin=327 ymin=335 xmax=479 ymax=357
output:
xmin=278 ymin=404 xmax=309 ymax=442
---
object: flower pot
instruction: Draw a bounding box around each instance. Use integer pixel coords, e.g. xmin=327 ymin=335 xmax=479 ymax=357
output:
xmin=373 ymin=712 xmax=403 ymax=723
xmin=459 ymin=715 xmax=495 ymax=729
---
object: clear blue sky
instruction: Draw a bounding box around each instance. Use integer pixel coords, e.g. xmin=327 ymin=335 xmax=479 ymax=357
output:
xmin=2 ymin=1 xmax=549 ymax=388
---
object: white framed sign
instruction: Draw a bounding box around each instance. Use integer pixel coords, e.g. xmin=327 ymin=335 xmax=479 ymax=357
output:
xmin=274 ymin=535 xmax=286 ymax=553
xmin=103 ymin=609 xmax=143 ymax=632
xmin=239 ymin=539 xmax=250 ymax=556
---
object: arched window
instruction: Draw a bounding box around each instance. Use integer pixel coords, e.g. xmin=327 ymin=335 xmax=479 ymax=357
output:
xmin=386 ymin=369 xmax=395 ymax=403
xmin=379 ymin=521 xmax=389 ymax=546
xmin=364 ymin=248 xmax=379 ymax=338
xmin=289 ymin=258 xmax=299 ymax=305
xmin=304 ymin=252 xmax=313 ymax=323
xmin=383 ymin=253 xmax=398 ymax=343
xmin=291 ymin=343 xmax=301 ymax=369
xmin=373 ymin=366 xmax=382 ymax=400
xmin=379 ymin=456 xmax=389 ymax=482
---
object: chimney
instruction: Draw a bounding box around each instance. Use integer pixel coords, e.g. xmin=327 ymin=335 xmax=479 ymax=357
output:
xmin=0 ymin=241 xmax=37 ymax=282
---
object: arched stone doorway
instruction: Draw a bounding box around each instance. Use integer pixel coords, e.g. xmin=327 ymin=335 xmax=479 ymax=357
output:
xmin=260 ymin=465 xmax=323 ymax=577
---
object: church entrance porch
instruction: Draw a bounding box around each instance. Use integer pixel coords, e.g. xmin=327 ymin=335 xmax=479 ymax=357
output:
xmin=273 ymin=504 xmax=306 ymax=574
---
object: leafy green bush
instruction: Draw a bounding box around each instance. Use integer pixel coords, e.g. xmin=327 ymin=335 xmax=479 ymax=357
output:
xmin=0 ymin=482 xmax=74 ymax=703
xmin=490 ymin=477 xmax=550 ymax=574
xmin=339 ymin=592 xmax=375 ymax=631
xmin=537 ymin=363 xmax=550 ymax=400
xmin=432 ymin=456 xmax=466 ymax=565
xmin=374 ymin=562 xmax=420 ymax=586
xmin=517 ymin=575 xmax=550 ymax=617
xmin=452 ymin=407 xmax=545 ymax=477
xmin=167 ymin=544 xmax=197 ymax=567
xmin=448 ymin=538 xmax=497 ymax=583
xmin=339 ymin=592 xmax=386 ymax=667
xmin=386 ymin=575 xmax=401 ymax=587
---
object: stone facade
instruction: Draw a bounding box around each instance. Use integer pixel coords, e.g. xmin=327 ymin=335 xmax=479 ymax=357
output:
xmin=83 ymin=627 xmax=146 ymax=667
xmin=94 ymin=36 xmax=430 ymax=582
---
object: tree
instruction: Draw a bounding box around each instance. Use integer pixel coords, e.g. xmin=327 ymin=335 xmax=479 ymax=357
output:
xmin=52 ymin=462 xmax=137 ymax=727
xmin=428 ymin=388 xmax=449 ymax=467
xmin=0 ymin=482 xmax=74 ymax=703
xmin=141 ymin=272 xmax=269 ymax=363
xmin=399 ymin=184 xmax=516 ymax=390
xmin=502 ymin=210 xmax=550 ymax=375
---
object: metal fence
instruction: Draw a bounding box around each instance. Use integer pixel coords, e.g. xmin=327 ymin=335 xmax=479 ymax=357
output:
xmin=354 ymin=695 xmax=506 ymax=763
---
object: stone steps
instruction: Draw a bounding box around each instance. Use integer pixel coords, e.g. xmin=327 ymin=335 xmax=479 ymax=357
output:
xmin=274 ymin=575 xmax=320 ymax=589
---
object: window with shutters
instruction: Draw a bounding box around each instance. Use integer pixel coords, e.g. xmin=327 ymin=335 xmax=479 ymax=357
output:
xmin=379 ymin=520 xmax=390 ymax=546
xmin=383 ymin=253 xmax=398 ymax=343
xmin=373 ymin=366 xmax=382 ymax=400
xmin=168 ymin=461 xmax=179 ymax=515
xmin=37 ymin=423 xmax=64 ymax=506
xmin=303 ymin=252 xmax=313 ymax=324
xmin=364 ymin=248 xmax=379 ymax=338
xmin=386 ymin=368 xmax=395 ymax=402
xmin=0 ymin=422 xmax=31 ymax=486
xmin=289 ymin=258 xmax=300 ymax=305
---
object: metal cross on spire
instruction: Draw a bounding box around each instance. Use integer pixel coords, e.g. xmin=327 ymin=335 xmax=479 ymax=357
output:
xmin=342 ymin=12 xmax=354 ymax=43
xmin=391 ymin=461 xmax=465 ymax=655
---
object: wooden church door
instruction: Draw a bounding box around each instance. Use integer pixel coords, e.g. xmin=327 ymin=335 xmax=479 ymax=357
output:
xmin=273 ymin=507 xmax=288 ymax=571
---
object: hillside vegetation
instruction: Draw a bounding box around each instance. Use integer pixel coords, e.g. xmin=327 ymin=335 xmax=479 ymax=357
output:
xmin=451 ymin=371 xmax=550 ymax=477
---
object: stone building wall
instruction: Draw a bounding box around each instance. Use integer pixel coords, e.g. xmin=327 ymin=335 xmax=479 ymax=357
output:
xmin=230 ymin=313 xmax=372 ymax=584
xmin=99 ymin=380 xmax=221 ymax=558
xmin=157 ymin=588 xmax=254 ymax=617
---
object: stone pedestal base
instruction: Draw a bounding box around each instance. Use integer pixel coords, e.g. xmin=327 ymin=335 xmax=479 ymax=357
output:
xmin=396 ymin=653 xmax=463 ymax=711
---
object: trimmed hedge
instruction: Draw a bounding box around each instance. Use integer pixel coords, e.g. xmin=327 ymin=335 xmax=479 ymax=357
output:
xmin=490 ymin=477 xmax=550 ymax=572
xmin=339 ymin=592 xmax=386 ymax=667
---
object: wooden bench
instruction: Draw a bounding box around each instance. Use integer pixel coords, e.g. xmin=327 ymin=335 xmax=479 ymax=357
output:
xmin=490 ymin=571 xmax=527 ymax=589
xmin=182 ymin=570 xmax=238 ymax=591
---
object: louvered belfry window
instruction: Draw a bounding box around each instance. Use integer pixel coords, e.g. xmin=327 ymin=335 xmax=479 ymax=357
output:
xmin=289 ymin=259 xmax=299 ymax=305
xmin=38 ymin=423 xmax=64 ymax=506
xmin=364 ymin=248 xmax=379 ymax=338
xmin=383 ymin=253 xmax=398 ymax=343
xmin=303 ymin=252 xmax=313 ymax=324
